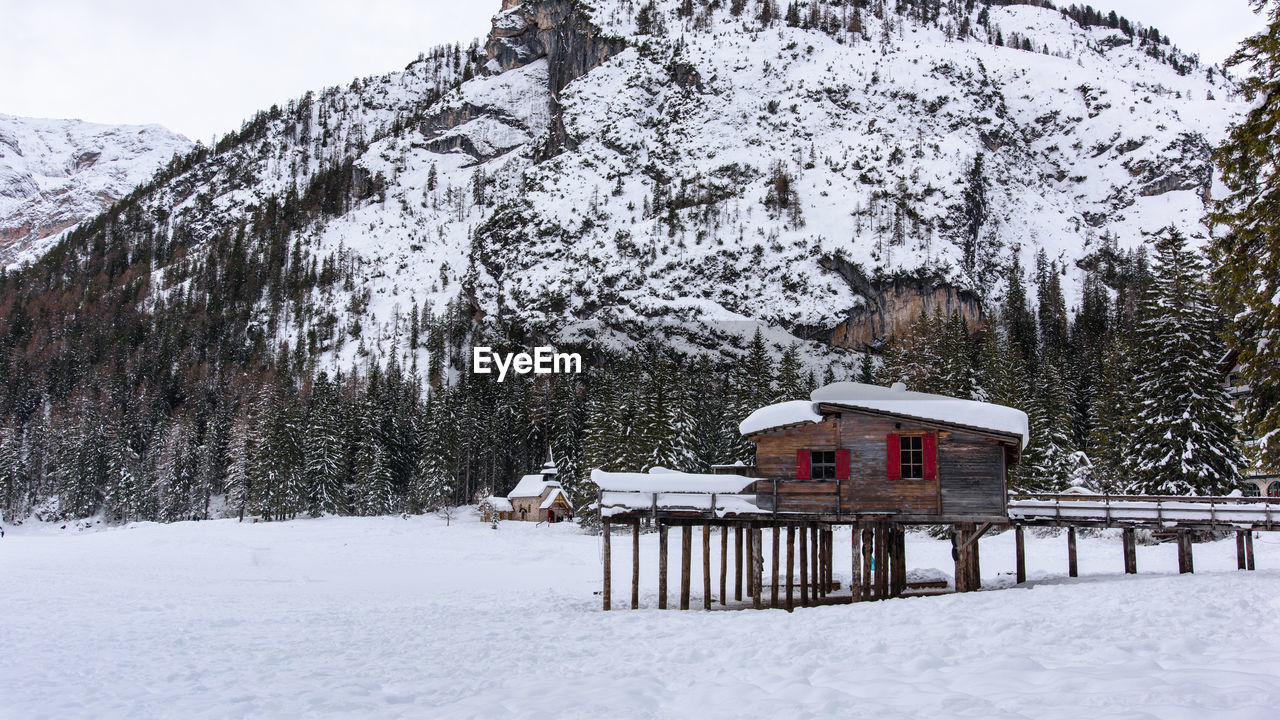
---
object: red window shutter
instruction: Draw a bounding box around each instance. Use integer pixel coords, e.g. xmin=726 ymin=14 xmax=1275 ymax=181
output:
xmin=886 ymin=434 xmax=901 ymax=480
xmin=796 ymin=449 xmax=811 ymax=480
xmin=923 ymin=433 xmax=938 ymax=480
xmin=836 ymin=449 xmax=850 ymax=480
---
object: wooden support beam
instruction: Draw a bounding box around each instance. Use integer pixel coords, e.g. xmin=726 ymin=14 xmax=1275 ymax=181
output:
xmin=1067 ymin=526 xmax=1078 ymax=578
xmin=746 ymin=524 xmax=756 ymax=599
xmin=825 ymin=529 xmax=833 ymax=596
xmin=602 ymin=519 xmax=612 ymax=611
xmin=658 ymin=522 xmax=668 ymax=609
xmin=1123 ymin=527 xmax=1137 ymax=575
xmin=771 ymin=526 xmax=780 ymax=608
xmin=1177 ymin=529 xmax=1193 ymax=574
xmin=703 ymin=525 xmax=712 ymax=610
xmin=891 ymin=525 xmax=906 ymax=597
xmin=811 ymin=525 xmax=820 ymax=598
xmin=850 ymin=522 xmax=862 ymax=601
xmin=874 ymin=522 xmax=889 ymax=599
xmin=720 ymin=525 xmax=728 ymax=605
xmin=734 ymin=526 xmax=743 ymax=602
xmin=747 ymin=525 xmax=757 ymax=607
xmin=786 ymin=525 xmax=796 ymax=612
xmin=1014 ymin=525 xmax=1026 ymax=584
xmin=632 ymin=520 xmax=641 ymax=610
xmin=1237 ymin=531 xmax=1248 ymax=571
xmin=799 ymin=523 xmax=809 ymax=606
xmin=680 ymin=524 xmax=692 ymax=610
xmin=970 ymin=523 xmax=982 ymax=591
xmin=1245 ymin=531 xmax=1255 ymax=571
xmin=861 ymin=526 xmax=873 ymax=601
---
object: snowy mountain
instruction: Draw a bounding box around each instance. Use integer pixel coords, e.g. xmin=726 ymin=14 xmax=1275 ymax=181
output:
xmin=0 ymin=114 xmax=191 ymax=266
xmin=4 ymin=0 xmax=1241 ymax=371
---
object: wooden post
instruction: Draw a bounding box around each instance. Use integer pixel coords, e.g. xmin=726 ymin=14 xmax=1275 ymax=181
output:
xmin=1014 ymin=525 xmax=1026 ymax=584
xmin=861 ymin=526 xmax=873 ymax=600
xmin=703 ymin=524 xmax=712 ymax=610
xmin=951 ymin=525 xmax=964 ymax=593
xmin=1122 ymin=527 xmax=1137 ymax=574
xmin=1177 ymin=529 xmax=1193 ymax=574
xmin=658 ymin=522 xmax=668 ymax=609
xmin=1067 ymin=527 xmax=1078 ymax=578
xmin=680 ymin=524 xmax=692 ymax=610
xmin=771 ymin=526 xmax=780 ymax=608
xmin=799 ymin=524 xmax=809 ymax=606
xmin=891 ymin=525 xmax=906 ymax=597
xmin=1245 ymin=531 xmax=1255 ymax=571
xmin=734 ymin=525 xmax=744 ymax=602
xmin=752 ymin=527 xmax=763 ymax=610
xmin=874 ymin=522 xmax=889 ymax=599
xmin=602 ymin=518 xmax=612 ymax=611
xmin=719 ymin=525 xmax=728 ymax=604
xmin=786 ymin=525 xmax=796 ymax=611
xmin=1237 ymin=531 xmax=1248 ymax=570
xmin=632 ymin=520 xmax=641 ymax=610
xmin=824 ymin=529 xmax=833 ymax=596
xmin=746 ymin=524 xmax=756 ymax=599
xmin=810 ymin=525 xmax=820 ymax=598
xmin=970 ymin=523 xmax=982 ymax=591
xmin=850 ymin=522 xmax=862 ymax=601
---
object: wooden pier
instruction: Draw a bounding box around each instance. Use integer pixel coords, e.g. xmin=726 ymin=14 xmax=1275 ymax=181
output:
xmin=597 ymin=491 xmax=1279 ymax=611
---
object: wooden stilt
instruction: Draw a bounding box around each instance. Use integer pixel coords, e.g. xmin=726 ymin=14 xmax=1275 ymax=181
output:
xmin=861 ymin=526 xmax=873 ymax=600
xmin=1014 ymin=525 xmax=1026 ymax=584
xmin=874 ymin=522 xmax=889 ymax=599
xmin=1245 ymin=531 xmax=1255 ymax=571
xmin=824 ymin=529 xmax=833 ymax=596
xmin=814 ymin=526 xmax=824 ymax=598
xmin=602 ymin=518 xmax=612 ymax=611
xmin=810 ymin=525 xmax=820 ymax=597
xmin=799 ymin=524 xmax=809 ymax=606
xmin=680 ymin=524 xmax=692 ymax=610
xmin=658 ymin=522 xmax=668 ymax=609
xmin=1123 ymin=527 xmax=1137 ymax=575
xmin=734 ymin=525 xmax=743 ymax=602
xmin=1237 ymin=531 xmax=1248 ymax=570
xmin=703 ymin=525 xmax=712 ymax=610
xmin=850 ymin=522 xmax=862 ymax=601
xmin=720 ymin=525 xmax=728 ymax=605
xmin=747 ymin=525 xmax=757 ymax=607
xmin=631 ymin=520 xmax=641 ymax=610
xmin=746 ymin=524 xmax=756 ymax=598
xmin=970 ymin=522 xmax=982 ymax=591
xmin=1067 ymin=526 xmax=1078 ymax=578
xmin=1177 ymin=529 xmax=1193 ymax=574
xmin=891 ymin=525 xmax=906 ymax=597
xmin=786 ymin=525 xmax=796 ymax=611
xmin=771 ymin=526 xmax=780 ymax=607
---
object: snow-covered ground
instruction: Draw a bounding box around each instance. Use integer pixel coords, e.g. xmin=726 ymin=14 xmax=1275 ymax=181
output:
xmin=3 ymin=514 xmax=1278 ymax=719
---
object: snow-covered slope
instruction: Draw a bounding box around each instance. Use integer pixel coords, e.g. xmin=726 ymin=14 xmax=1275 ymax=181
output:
xmin=0 ymin=114 xmax=191 ymax=266
xmin=21 ymin=0 xmax=1243 ymax=371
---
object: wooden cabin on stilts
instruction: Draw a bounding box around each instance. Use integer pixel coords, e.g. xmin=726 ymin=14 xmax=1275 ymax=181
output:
xmin=594 ymin=381 xmax=1280 ymax=611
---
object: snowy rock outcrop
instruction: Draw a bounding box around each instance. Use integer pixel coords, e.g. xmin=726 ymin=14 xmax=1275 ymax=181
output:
xmin=0 ymin=114 xmax=191 ymax=266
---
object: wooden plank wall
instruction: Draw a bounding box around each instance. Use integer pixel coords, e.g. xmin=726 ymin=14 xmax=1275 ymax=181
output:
xmin=751 ymin=412 xmax=1009 ymax=516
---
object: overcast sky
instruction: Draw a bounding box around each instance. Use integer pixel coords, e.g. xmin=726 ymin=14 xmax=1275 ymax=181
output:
xmin=0 ymin=0 xmax=1267 ymax=142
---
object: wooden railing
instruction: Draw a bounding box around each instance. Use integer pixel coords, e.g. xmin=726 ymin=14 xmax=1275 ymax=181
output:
xmin=1008 ymin=493 xmax=1280 ymax=530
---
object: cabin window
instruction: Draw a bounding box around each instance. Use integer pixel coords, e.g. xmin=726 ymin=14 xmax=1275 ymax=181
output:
xmin=886 ymin=433 xmax=937 ymax=481
xmin=811 ymin=451 xmax=837 ymax=480
xmin=1242 ymin=483 xmax=1261 ymax=497
xmin=899 ymin=436 xmax=924 ymax=479
xmin=1268 ymin=481 xmax=1280 ymax=498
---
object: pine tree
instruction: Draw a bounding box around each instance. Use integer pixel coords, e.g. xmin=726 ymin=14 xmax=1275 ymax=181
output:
xmin=224 ymin=415 xmax=253 ymax=520
xmin=775 ymin=345 xmax=807 ymax=401
xmin=1016 ymin=361 xmax=1074 ymax=492
xmin=1128 ymin=228 xmax=1243 ymax=495
xmin=1089 ymin=334 xmax=1139 ymax=493
xmin=1210 ymin=0 xmax=1280 ymax=474
xmin=304 ymin=373 xmax=348 ymax=515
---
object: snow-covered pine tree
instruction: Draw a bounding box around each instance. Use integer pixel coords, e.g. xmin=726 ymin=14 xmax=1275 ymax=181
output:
xmin=357 ymin=439 xmax=395 ymax=516
xmin=304 ymin=373 xmax=349 ymax=516
xmin=1088 ymin=333 xmax=1140 ymax=493
xmin=1015 ymin=360 xmax=1074 ymax=492
xmin=0 ymin=424 xmax=21 ymax=519
xmin=936 ymin=309 xmax=976 ymax=398
xmin=1211 ymin=0 xmax=1280 ymax=474
xmin=775 ymin=345 xmax=808 ymax=401
xmin=876 ymin=305 xmax=942 ymax=391
xmin=1128 ymin=227 xmax=1243 ymax=495
xmin=224 ymin=415 xmax=254 ymax=520
xmin=410 ymin=395 xmax=455 ymax=515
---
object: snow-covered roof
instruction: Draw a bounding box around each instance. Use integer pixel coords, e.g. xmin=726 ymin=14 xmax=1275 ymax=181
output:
xmin=488 ymin=497 xmax=513 ymax=512
xmin=539 ymin=488 xmax=568 ymax=510
xmin=592 ymin=468 xmax=757 ymax=494
xmin=509 ymin=473 xmax=558 ymax=499
xmin=740 ymin=382 xmax=1030 ymax=449
xmin=738 ymin=400 xmax=824 ymax=436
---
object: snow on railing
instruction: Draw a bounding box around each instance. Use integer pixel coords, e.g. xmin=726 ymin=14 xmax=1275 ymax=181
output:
xmin=599 ymin=490 xmax=765 ymax=519
xmin=1008 ymin=493 xmax=1280 ymax=529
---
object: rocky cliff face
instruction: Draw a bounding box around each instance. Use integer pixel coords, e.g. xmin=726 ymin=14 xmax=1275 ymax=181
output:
xmin=0 ymin=114 xmax=190 ymax=266
xmin=486 ymin=0 xmax=626 ymax=156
